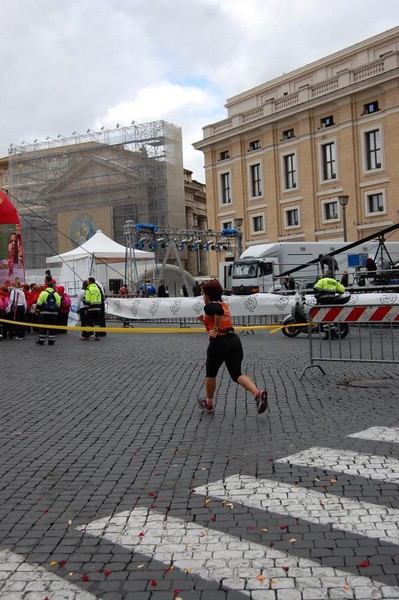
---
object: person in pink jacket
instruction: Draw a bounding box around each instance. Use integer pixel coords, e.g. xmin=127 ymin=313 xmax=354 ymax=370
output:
xmin=0 ymin=286 xmax=10 ymax=340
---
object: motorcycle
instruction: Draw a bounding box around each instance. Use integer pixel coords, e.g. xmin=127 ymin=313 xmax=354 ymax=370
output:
xmin=282 ymin=289 xmax=351 ymax=339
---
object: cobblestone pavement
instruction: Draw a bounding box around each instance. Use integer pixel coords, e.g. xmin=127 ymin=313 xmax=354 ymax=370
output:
xmin=1 ymin=324 xmax=399 ymax=599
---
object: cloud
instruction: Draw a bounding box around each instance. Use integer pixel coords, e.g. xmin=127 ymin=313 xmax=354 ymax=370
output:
xmin=96 ymin=82 xmax=225 ymax=178
xmin=1 ymin=0 xmax=399 ymax=182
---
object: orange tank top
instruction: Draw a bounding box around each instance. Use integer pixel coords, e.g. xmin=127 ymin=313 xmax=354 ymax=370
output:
xmin=203 ymin=301 xmax=233 ymax=335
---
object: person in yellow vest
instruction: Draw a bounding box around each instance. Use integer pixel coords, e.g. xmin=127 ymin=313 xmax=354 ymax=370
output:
xmin=197 ymin=279 xmax=268 ymax=415
xmin=313 ymin=275 xmax=346 ymax=304
xmin=81 ymin=277 xmax=103 ymax=341
xmin=35 ymin=282 xmax=61 ymax=346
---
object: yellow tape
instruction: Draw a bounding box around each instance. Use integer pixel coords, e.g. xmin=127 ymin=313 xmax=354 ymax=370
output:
xmin=270 ymin=322 xmax=311 ymax=334
xmin=0 ymin=318 xmax=288 ymax=334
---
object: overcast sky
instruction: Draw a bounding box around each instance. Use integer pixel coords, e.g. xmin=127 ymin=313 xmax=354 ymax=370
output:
xmin=1 ymin=0 xmax=399 ymax=182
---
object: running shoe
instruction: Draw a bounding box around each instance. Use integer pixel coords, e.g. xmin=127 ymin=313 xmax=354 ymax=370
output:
xmin=197 ymin=399 xmax=215 ymax=414
xmin=256 ymin=390 xmax=268 ymax=414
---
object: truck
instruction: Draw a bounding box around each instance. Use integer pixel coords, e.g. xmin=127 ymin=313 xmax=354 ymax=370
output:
xmin=219 ymin=239 xmax=399 ymax=295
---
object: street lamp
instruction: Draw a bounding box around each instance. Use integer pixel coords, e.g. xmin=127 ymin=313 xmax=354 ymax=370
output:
xmin=234 ymin=217 xmax=243 ymax=258
xmin=338 ymin=195 xmax=349 ymax=242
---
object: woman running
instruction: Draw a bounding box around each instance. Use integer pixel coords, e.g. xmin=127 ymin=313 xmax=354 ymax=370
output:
xmin=197 ymin=279 xmax=268 ymax=415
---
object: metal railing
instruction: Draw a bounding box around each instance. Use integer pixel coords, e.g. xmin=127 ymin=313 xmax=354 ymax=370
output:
xmin=300 ymin=303 xmax=399 ymax=378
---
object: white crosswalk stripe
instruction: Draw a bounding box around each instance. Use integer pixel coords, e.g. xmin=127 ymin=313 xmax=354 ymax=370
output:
xmin=276 ymin=447 xmax=399 ymax=482
xmin=0 ymin=549 xmax=96 ymax=598
xmin=82 ymin=506 xmax=399 ymax=598
xmin=77 ymin=426 xmax=399 ymax=597
xmin=194 ymin=474 xmax=399 ymax=546
xmin=348 ymin=426 xmax=399 ymax=442
xmin=3 ymin=425 xmax=399 ymax=596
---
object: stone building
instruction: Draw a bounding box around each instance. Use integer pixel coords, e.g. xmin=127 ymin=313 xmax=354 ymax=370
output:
xmin=183 ymin=169 xmax=208 ymax=276
xmin=0 ymin=122 xmax=207 ymax=277
xmin=194 ymin=27 xmax=399 ymax=274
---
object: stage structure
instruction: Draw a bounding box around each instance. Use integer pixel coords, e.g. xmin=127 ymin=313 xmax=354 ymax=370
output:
xmin=7 ymin=121 xmax=185 ymax=270
xmin=124 ymin=220 xmax=243 ymax=293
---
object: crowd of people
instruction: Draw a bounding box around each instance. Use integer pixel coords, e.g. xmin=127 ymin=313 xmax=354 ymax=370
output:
xmin=0 ymin=271 xmax=72 ymax=343
xmin=133 ymin=278 xmax=205 ymax=298
xmin=0 ymin=270 xmax=106 ymax=345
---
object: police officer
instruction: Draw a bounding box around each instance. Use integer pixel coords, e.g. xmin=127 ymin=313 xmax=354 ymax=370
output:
xmin=35 ymin=282 xmax=61 ymax=345
xmin=81 ymin=277 xmax=102 ymax=341
xmin=314 ymin=275 xmax=346 ymax=304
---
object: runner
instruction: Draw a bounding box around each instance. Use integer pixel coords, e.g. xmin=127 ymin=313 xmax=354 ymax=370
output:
xmin=197 ymin=279 xmax=268 ymax=415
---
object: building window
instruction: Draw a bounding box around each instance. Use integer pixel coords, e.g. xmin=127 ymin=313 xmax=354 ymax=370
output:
xmin=283 ymin=153 xmax=297 ymax=189
xmin=282 ymin=128 xmax=295 ymax=140
xmin=220 ymin=172 xmax=231 ymax=205
xmin=219 ymin=150 xmax=230 ymax=161
xmin=222 ymin=220 xmax=233 ymax=230
xmin=285 ymin=207 xmax=300 ymax=228
xmin=321 ymin=142 xmax=336 ymax=180
xmin=365 ymin=129 xmax=382 ymax=170
xmin=323 ymin=200 xmax=339 ymax=222
xmin=366 ymin=192 xmax=385 ymax=215
xmin=321 ymin=115 xmax=334 ymax=128
xmin=248 ymin=140 xmax=260 ymax=151
xmin=252 ymin=214 xmax=265 ymax=233
xmin=363 ymin=101 xmax=379 ymax=115
xmin=250 ymin=163 xmax=262 ymax=197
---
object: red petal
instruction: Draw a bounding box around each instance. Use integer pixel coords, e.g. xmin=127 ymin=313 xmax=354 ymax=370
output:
xmin=210 ymin=516 xmax=216 ymax=521
xmin=58 ymin=560 xmax=66 ymax=567
xmin=282 ymin=566 xmax=289 ymax=572
xmin=279 ymin=524 xmax=288 ymax=529
xmin=358 ymin=560 xmax=370 ymax=568
xmin=148 ymin=491 xmax=155 ymax=497
xmin=151 ymin=579 xmax=157 ymax=586
xmin=174 ymin=590 xmax=182 ymax=596
xmin=138 ymin=531 xmax=145 ymax=537
xmin=104 ymin=569 xmax=111 ymax=576
xmin=82 ymin=574 xmax=89 ymax=581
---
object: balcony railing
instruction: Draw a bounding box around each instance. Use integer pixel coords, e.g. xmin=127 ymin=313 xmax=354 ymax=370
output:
xmin=204 ymin=52 xmax=398 ymax=138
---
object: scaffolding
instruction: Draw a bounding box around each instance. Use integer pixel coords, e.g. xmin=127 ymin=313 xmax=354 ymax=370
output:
xmin=7 ymin=121 xmax=185 ymax=269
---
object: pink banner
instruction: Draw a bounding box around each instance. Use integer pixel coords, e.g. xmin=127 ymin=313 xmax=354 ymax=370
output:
xmin=0 ymin=189 xmax=25 ymax=285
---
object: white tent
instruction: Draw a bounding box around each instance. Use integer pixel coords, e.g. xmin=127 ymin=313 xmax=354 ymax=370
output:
xmin=46 ymin=230 xmax=154 ymax=293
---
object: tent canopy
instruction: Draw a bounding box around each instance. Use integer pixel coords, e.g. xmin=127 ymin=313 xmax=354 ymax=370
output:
xmin=46 ymin=230 xmax=155 ymax=294
xmin=46 ymin=229 xmax=154 ymax=264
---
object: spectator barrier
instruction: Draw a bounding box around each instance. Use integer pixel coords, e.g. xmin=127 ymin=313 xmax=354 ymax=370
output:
xmin=300 ymin=302 xmax=399 ymax=379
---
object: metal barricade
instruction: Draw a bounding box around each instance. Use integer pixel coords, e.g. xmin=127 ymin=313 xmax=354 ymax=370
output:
xmin=300 ymin=303 xmax=399 ymax=379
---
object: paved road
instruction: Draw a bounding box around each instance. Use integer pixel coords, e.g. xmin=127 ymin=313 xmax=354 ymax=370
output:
xmin=0 ymin=325 xmax=399 ymax=599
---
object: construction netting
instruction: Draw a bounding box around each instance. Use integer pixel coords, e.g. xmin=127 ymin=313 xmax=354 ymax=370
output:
xmin=7 ymin=121 xmax=185 ymax=269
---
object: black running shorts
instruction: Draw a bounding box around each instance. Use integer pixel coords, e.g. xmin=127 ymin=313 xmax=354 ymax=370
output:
xmin=206 ymin=334 xmax=243 ymax=382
